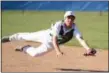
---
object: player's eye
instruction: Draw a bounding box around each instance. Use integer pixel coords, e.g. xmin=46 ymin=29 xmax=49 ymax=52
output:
xmin=67 ymin=16 xmax=75 ymax=20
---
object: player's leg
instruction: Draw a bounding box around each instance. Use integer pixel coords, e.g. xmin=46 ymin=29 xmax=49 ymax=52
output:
xmin=1 ymin=33 xmax=32 ymax=43
xmin=15 ymin=42 xmax=54 ymax=57
xmin=1 ymin=30 xmax=49 ymax=43
xmin=15 ymin=30 xmax=53 ymax=57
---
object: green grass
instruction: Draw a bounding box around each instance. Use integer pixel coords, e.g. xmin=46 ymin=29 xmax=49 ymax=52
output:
xmin=2 ymin=10 xmax=108 ymax=49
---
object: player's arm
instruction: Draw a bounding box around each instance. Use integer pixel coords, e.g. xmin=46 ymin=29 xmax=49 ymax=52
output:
xmin=74 ymin=26 xmax=96 ymax=56
xmin=52 ymin=35 xmax=63 ymax=57
xmin=51 ymin=22 xmax=63 ymax=57
xmin=76 ymin=35 xmax=91 ymax=53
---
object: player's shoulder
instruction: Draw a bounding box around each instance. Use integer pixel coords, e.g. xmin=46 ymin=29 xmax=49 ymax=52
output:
xmin=51 ymin=20 xmax=63 ymax=28
xmin=54 ymin=20 xmax=64 ymax=25
xmin=55 ymin=20 xmax=64 ymax=24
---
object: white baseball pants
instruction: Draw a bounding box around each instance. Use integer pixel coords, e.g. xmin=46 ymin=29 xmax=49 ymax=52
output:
xmin=9 ymin=29 xmax=54 ymax=57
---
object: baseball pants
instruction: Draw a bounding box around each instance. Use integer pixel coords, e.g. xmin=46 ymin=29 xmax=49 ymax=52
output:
xmin=9 ymin=29 xmax=54 ymax=57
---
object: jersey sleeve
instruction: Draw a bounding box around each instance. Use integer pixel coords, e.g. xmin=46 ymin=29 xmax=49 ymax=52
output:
xmin=73 ymin=25 xmax=82 ymax=38
xmin=51 ymin=21 xmax=62 ymax=37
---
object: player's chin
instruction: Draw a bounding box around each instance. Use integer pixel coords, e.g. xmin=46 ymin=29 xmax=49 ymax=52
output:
xmin=68 ymin=21 xmax=73 ymax=24
xmin=67 ymin=23 xmax=73 ymax=27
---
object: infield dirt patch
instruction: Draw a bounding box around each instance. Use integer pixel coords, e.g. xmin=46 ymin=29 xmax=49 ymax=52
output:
xmin=1 ymin=41 xmax=108 ymax=72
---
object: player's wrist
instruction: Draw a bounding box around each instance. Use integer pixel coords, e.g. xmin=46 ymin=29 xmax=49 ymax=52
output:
xmin=56 ymin=51 xmax=63 ymax=56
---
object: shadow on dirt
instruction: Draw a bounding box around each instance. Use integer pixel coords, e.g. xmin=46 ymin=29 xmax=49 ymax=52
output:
xmin=55 ymin=68 xmax=108 ymax=72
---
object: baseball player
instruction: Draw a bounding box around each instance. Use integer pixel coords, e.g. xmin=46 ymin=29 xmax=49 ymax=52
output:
xmin=2 ymin=11 xmax=96 ymax=57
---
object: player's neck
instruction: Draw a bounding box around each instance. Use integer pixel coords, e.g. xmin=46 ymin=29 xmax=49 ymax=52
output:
xmin=64 ymin=23 xmax=72 ymax=29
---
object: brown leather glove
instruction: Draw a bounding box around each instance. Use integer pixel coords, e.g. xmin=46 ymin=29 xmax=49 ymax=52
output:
xmin=84 ymin=48 xmax=97 ymax=56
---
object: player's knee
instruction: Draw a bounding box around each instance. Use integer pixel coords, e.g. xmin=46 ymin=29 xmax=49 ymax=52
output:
xmin=31 ymin=49 xmax=48 ymax=57
xmin=29 ymin=53 xmax=36 ymax=57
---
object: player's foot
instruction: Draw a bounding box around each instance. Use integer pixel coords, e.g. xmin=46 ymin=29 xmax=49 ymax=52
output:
xmin=15 ymin=45 xmax=31 ymax=52
xmin=1 ymin=36 xmax=10 ymax=43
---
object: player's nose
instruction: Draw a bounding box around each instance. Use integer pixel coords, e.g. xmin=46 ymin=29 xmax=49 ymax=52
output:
xmin=69 ymin=18 xmax=73 ymax=22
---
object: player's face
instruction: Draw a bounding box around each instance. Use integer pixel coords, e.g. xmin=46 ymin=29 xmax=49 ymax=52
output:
xmin=65 ymin=15 xmax=75 ymax=27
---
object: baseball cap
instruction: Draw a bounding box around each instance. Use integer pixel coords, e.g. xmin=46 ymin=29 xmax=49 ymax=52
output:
xmin=64 ymin=11 xmax=75 ymax=19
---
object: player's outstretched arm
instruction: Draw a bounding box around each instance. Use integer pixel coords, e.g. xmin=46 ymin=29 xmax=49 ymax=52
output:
xmin=76 ymin=36 xmax=97 ymax=56
xmin=74 ymin=25 xmax=96 ymax=56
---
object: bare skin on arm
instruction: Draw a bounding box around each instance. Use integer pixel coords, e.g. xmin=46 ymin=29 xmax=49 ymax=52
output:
xmin=52 ymin=36 xmax=63 ymax=57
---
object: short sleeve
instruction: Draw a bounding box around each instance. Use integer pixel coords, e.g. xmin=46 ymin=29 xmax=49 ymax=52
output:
xmin=51 ymin=21 xmax=62 ymax=36
xmin=73 ymin=25 xmax=82 ymax=38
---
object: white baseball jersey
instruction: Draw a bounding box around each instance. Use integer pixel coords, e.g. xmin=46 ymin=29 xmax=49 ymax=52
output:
xmin=50 ymin=20 xmax=82 ymax=44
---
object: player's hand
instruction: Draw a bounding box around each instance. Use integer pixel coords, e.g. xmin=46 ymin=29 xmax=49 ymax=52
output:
xmin=56 ymin=51 xmax=64 ymax=57
xmin=84 ymin=48 xmax=97 ymax=56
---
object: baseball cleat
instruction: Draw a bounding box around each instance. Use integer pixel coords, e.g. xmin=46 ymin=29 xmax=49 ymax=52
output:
xmin=15 ymin=46 xmax=23 ymax=52
xmin=15 ymin=45 xmax=31 ymax=52
xmin=1 ymin=36 xmax=10 ymax=43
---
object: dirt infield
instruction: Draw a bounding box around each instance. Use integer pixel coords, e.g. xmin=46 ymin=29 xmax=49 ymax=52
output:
xmin=1 ymin=41 xmax=108 ymax=72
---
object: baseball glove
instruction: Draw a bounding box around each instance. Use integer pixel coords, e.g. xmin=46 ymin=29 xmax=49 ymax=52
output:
xmin=84 ymin=48 xmax=97 ymax=56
